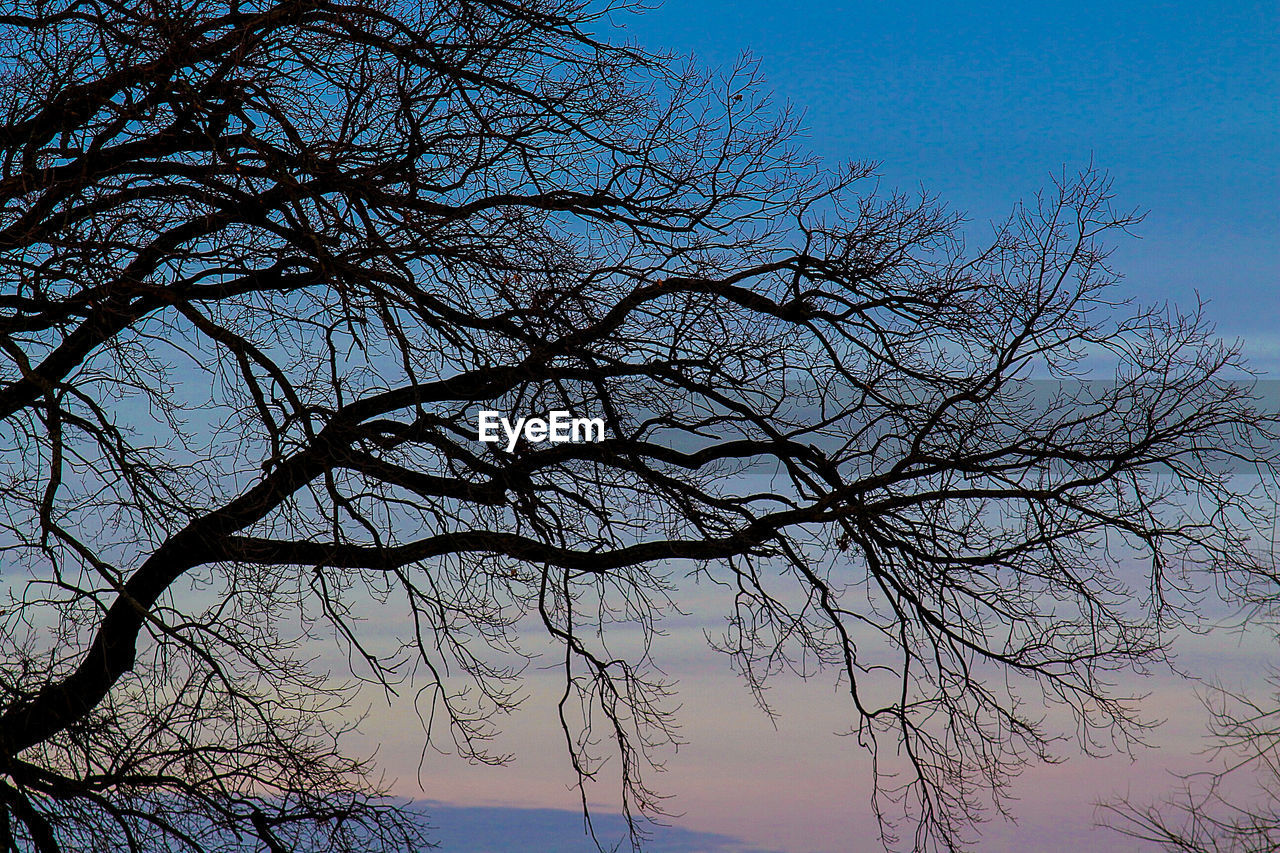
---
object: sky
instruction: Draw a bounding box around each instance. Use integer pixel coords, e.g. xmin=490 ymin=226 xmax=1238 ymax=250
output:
xmin=379 ymin=2 xmax=1280 ymax=851
xmin=622 ymin=1 xmax=1279 ymax=369
xmin=362 ymin=580 xmax=1274 ymax=853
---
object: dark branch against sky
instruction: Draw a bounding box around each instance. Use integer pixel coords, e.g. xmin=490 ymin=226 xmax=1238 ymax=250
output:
xmin=0 ymin=2 xmax=1276 ymax=853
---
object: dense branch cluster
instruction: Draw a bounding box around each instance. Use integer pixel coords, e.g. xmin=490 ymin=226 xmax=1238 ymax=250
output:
xmin=0 ymin=0 xmax=1275 ymax=851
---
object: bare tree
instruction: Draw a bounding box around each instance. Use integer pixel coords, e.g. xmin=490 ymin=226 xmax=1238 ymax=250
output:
xmin=0 ymin=0 xmax=1275 ymax=851
xmin=1102 ymin=678 xmax=1280 ymax=852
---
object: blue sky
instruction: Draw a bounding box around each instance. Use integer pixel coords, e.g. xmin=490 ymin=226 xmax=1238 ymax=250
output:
xmin=622 ymin=1 xmax=1278 ymax=366
xmin=403 ymin=3 xmax=1278 ymax=851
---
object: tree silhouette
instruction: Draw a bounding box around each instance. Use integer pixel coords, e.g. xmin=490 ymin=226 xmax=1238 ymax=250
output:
xmin=0 ymin=1 xmax=1275 ymax=851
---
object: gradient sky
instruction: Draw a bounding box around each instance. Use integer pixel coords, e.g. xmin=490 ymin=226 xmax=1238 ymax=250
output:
xmin=624 ymin=1 xmax=1279 ymax=368
xmin=381 ymin=3 xmax=1280 ymax=851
